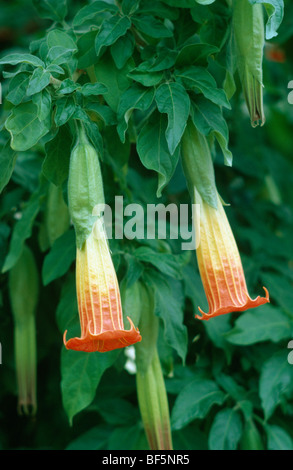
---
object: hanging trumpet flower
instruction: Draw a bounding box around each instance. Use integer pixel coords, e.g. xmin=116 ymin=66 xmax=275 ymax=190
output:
xmin=232 ymin=0 xmax=265 ymax=127
xmin=181 ymin=119 xmax=270 ymax=320
xmin=64 ymin=124 xmax=141 ymax=352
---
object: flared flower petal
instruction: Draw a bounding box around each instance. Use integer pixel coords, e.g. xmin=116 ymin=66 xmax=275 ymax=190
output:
xmin=64 ymin=219 xmax=141 ymax=352
xmin=195 ymin=189 xmax=270 ymax=320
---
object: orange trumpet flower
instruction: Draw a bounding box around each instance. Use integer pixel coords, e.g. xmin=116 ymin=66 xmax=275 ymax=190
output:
xmin=194 ymin=189 xmax=269 ymax=320
xmin=64 ymin=219 xmax=141 ymax=352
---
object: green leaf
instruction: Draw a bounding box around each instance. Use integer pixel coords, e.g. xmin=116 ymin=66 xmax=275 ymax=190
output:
xmin=248 ymin=0 xmax=284 ymax=39
xmin=95 ymin=15 xmax=131 ymax=57
xmin=46 ymin=29 xmax=77 ymax=51
xmin=127 ymin=68 xmax=164 ymax=87
xmin=42 ymin=230 xmax=76 ymax=285
xmin=81 ymin=82 xmax=108 ymax=97
xmin=175 ymin=43 xmax=219 ymax=67
xmin=265 ymin=424 xmax=293 ymax=450
xmin=61 ymin=349 xmax=119 ymax=424
xmin=155 ymin=82 xmax=190 ymax=155
xmin=5 ymin=101 xmax=51 ymax=152
xmin=110 ymin=32 xmax=135 ymax=70
xmin=139 ymin=0 xmax=179 ymax=20
xmin=134 ymin=246 xmax=189 ymax=280
xmin=171 ymin=378 xmax=226 ymax=430
xmin=0 ymin=141 xmax=17 ymax=194
xmin=132 ymin=15 xmax=173 ymax=38
xmin=32 ymin=0 xmax=68 ymax=22
xmin=73 ymin=1 xmax=118 ymax=27
xmin=225 ymin=305 xmax=292 ymax=346
xmin=6 ymin=72 xmax=30 ymax=106
xmin=175 ymin=66 xmax=231 ymax=109
xmin=32 ymin=89 xmax=52 ymax=121
xmin=117 ymin=84 xmax=155 ymax=143
xmin=66 ymin=426 xmax=112 ymax=450
xmin=77 ymin=31 xmax=99 ymax=69
xmin=42 ymin=125 xmax=72 ymax=186
xmin=58 ymin=78 xmax=81 ymax=95
xmin=94 ymin=53 xmax=133 ymax=112
xmin=27 ymin=67 xmax=51 ymax=96
xmin=137 ymin=112 xmax=180 ymax=197
xmin=259 ymin=351 xmax=293 ymax=420
xmin=191 ymin=97 xmax=232 ymax=166
xmin=54 ymin=96 xmax=76 ymax=127
xmin=2 ymin=179 xmax=47 ymax=273
xmin=145 ymin=272 xmax=188 ymax=363
xmin=0 ymin=53 xmax=44 ymax=68
xmin=46 ymin=46 xmax=76 ymax=66
xmin=208 ymin=408 xmax=243 ymax=450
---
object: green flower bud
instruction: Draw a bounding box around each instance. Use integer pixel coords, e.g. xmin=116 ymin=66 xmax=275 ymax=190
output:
xmin=68 ymin=124 xmax=105 ymax=250
xmin=9 ymin=245 xmax=39 ymax=416
xmin=233 ymin=0 xmax=265 ymax=127
xmin=135 ymin=283 xmax=173 ymax=450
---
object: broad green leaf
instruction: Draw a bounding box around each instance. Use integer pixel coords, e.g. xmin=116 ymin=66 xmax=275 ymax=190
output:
xmin=191 ymin=97 xmax=232 ymax=166
xmin=139 ymin=0 xmax=180 ymax=20
xmin=54 ymin=96 xmax=76 ymax=127
xmin=95 ymin=15 xmax=131 ymax=57
xmin=171 ymin=378 xmax=226 ymax=430
xmin=43 ymin=125 xmax=72 ymax=186
xmin=32 ymin=89 xmax=52 ymax=121
xmin=2 ymin=179 xmax=48 ymax=273
xmin=176 ymin=43 xmax=219 ymax=67
xmin=132 ymin=15 xmax=173 ymax=38
xmin=46 ymin=46 xmax=76 ymax=66
xmin=32 ymin=0 xmax=68 ymax=22
xmin=208 ymin=408 xmax=243 ymax=450
xmin=61 ymin=348 xmax=119 ymax=424
xmin=225 ymin=305 xmax=292 ymax=345
xmin=265 ymin=425 xmax=293 ymax=450
xmin=46 ymin=29 xmax=77 ymax=51
xmin=259 ymin=351 xmax=293 ymax=420
xmin=81 ymin=82 xmax=108 ymax=97
xmin=94 ymin=53 xmax=133 ymax=112
xmin=5 ymin=101 xmax=51 ymax=151
xmin=26 ymin=67 xmax=51 ymax=96
xmin=6 ymin=72 xmax=30 ymax=106
xmin=77 ymin=31 xmax=99 ymax=69
xmin=175 ymin=66 xmax=231 ymax=109
xmin=122 ymin=0 xmax=140 ymax=15
xmin=58 ymin=78 xmax=81 ymax=95
xmin=42 ymin=230 xmax=76 ymax=285
xmin=111 ymin=32 xmax=135 ymax=70
xmin=137 ymin=112 xmax=180 ymax=197
xmin=134 ymin=49 xmax=178 ymax=73
xmin=0 ymin=141 xmax=17 ymax=194
xmin=134 ymin=246 xmax=189 ymax=280
xmin=127 ymin=68 xmax=164 ymax=87
xmin=249 ymin=0 xmax=284 ymax=39
xmin=145 ymin=272 xmax=188 ymax=363
xmin=0 ymin=53 xmax=44 ymax=68
xmin=260 ymin=271 xmax=293 ymax=315
xmin=155 ymin=82 xmax=190 ymax=155
xmin=117 ymin=84 xmax=155 ymax=142
xmin=73 ymin=1 xmax=118 ymax=27
xmin=66 ymin=426 xmax=112 ymax=450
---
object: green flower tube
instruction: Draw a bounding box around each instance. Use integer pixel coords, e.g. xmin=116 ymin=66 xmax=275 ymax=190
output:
xmin=9 ymin=245 xmax=39 ymax=416
xmin=135 ymin=283 xmax=173 ymax=450
xmin=233 ymin=0 xmax=265 ymax=127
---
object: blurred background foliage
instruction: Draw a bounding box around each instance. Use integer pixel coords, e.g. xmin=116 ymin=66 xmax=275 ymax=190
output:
xmin=0 ymin=0 xmax=293 ymax=451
